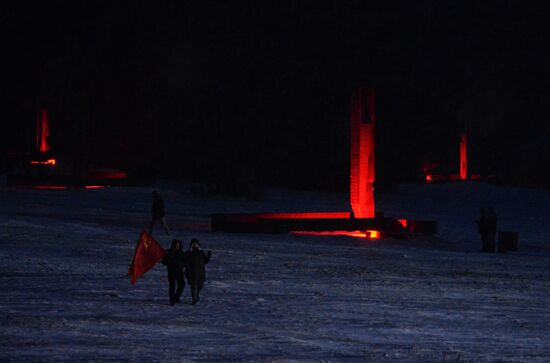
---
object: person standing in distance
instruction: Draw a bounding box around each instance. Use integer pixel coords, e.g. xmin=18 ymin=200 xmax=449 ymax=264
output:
xmin=184 ymin=239 xmax=211 ymax=305
xmin=161 ymin=239 xmax=186 ymax=305
xmin=149 ymin=190 xmax=170 ymax=235
xmin=486 ymin=207 xmax=498 ymax=252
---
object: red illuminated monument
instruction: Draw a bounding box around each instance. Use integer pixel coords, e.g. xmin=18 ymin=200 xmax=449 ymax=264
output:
xmin=37 ymin=108 xmax=50 ymax=153
xmin=459 ymin=132 xmax=467 ymax=180
xmin=211 ymin=87 xmax=437 ymax=238
xmin=30 ymin=107 xmax=57 ymax=166
xmin=22 ymin=105 xmax=127 ymax=188
xmin=424 ymin=131 xmax=480 ymax=182
xmin=350 ymin=87 xmax=375 ymax=218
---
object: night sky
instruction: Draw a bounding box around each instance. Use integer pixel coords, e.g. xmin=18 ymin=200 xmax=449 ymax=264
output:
xmin=2 ymin=1 xmax=549 ymax=190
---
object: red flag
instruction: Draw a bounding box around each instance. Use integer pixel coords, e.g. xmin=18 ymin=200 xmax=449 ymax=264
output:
xmin=128 ymin=230 xmax=166 ymax=284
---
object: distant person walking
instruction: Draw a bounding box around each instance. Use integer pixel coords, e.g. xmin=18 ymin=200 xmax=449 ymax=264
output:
xmin=486 ymin=207 xmax=498 ymax=252
xmin=149 ymin=191 xmax=170 ymax=235
xmin=476 ymin=208 xmax=489 ymax=251
xmin=161 ymin=239 xmax=186 ymax=306
xmin=184 ymin=239 xmax=212 ymax=305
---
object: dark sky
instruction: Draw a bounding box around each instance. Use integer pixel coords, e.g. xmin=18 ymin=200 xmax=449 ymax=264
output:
xmin=2 ymin=1 xmax=549 ymax=189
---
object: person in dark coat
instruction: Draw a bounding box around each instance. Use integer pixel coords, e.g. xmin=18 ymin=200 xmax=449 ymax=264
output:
xmin=161 ymin=239 xmax=185 ymax=305
xmin=476 ymin=208 xmax=494 ymax=252
xmin=486 ymin=207 xmax=498 ymax=252
xmin=184 ymin=239 xmax=211 ymax=305
xmin=476 ymin=208 xmax=488 ymax=251
xmin=149 ymin=190 xmax=170 ymax=235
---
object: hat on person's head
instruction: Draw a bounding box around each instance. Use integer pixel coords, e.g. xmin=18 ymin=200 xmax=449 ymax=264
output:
xmin=190 ymin=238 xmax=200 ymax=248
xmin=171 ymin=239 xmax=182 ymax=249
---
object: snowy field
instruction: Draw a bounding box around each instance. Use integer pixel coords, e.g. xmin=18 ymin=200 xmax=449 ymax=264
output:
xmin=1 ymin=181 xmax=549 ymax=362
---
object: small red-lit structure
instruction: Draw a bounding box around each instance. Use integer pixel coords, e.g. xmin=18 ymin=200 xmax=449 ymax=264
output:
xmin=30 ymin=108 xmax=56 ymax=166
xmin=12 ymin=105 xmax=127 ymax=189
xmin=423 ymin=131 xmax=480 ymax=183
xmin=37 ymin=108 xmax=50 ymax=154
xmin=30 ymin=159 xmax=56 ymax=166
xmin=291 ymin=230 xmax=380 ymax=239
xmin=460 ymin=132 xmax=467 ymax=180
xmin=211 ymin=87 xmax=437 ymax=239
xmin=210 ymin=211 xmax=435 ymax=237
xmin=89 ymin=170 xmax=128 ymax=180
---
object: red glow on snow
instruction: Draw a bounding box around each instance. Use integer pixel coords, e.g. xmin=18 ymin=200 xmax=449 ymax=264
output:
xmin=37 ymin=109 xmax=50 ymax=153
xmin=291 ymin=230 xmax=380 ymax=239
xmin=85 ymin=185 xmax=106 ymax=189
xmin=367 ymin=230 xmax=380 ymax=239
xmin=34 ymin=185 xmax=67 ymax=190
xmin=30 ymin=159 xmax=56 ymax=166
xmin=398 ymin=219 xmax=408 ymax=228
xmin=350 ymin=87 xmax=375 ymax=218
xmin=425 ymin=174 xmax=432 ymax=182
xmin=460 ymin=132 xmax=467 ymax=180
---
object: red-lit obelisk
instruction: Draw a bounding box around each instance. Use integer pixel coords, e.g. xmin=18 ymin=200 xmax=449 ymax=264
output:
xmin=459 ymin=132 xmax=467 ymax=180
xmin=350 ymin=88 xmax=375 ymax=218
xmin=36 ymin=108 xmax=50 ymax=154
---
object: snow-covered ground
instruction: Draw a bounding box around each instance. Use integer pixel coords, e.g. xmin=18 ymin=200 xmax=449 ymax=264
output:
xmin=0 ymin=182 xmax=549 ymax=362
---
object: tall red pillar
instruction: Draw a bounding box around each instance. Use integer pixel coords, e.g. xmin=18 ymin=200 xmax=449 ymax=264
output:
xmin=460 ymin=132 xmax=467 ymax=180
xmin=36 ymin=108 xmax=50 ymax=154
xmin=350 ymin=88 xmax=375 ymax=218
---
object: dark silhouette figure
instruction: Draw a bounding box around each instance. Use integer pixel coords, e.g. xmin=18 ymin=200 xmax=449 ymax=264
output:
xmin=184 ymin=239 xmax=211 ymax=305
xmin=476 ymin=208 xmax=489 ymax=251
xmin=486 ymin=207 xmax=498 ymax=252
xmin=149 ymin=190 xmax=170 ymax=235
xmin=161 ymin=239 xmax=185 ymax=305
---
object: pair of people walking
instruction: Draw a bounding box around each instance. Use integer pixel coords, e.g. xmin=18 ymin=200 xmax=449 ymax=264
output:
xmin=161 ymin=239 xmax=212 ymax=306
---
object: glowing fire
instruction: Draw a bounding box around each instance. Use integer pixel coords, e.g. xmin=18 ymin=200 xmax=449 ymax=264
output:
xmin=290 ymin=230 xmax=380 ymax=239
xmin=30 ymin=159 xmax=56 ymax=166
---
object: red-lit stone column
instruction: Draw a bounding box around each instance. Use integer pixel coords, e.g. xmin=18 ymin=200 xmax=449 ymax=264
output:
xmin=460 ymin=132 xmax=467 ymax=180
xmin=350 ymin=88 xmax=375 ymax=218
xmin=37 ymin=108 xmax=50 ymax=153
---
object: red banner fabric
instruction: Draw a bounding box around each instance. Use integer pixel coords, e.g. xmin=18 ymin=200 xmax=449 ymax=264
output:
xmin=128 ymin=230 xmax=166 ymax=284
